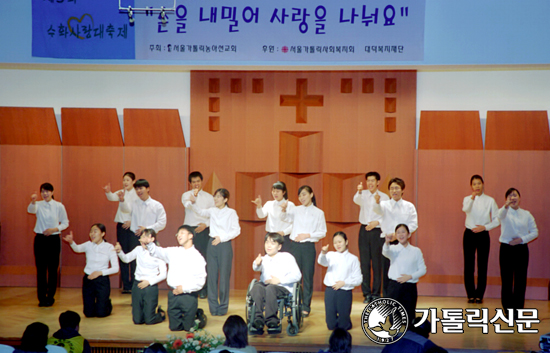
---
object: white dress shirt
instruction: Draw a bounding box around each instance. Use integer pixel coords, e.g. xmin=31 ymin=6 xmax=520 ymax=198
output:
xmin=70 ymin=241 xmax=119 ymax=276
xmin=462 ymin=193 xmax=500 ymax=231
xmin=318 ymin=250 xmax=363 ymax=290
xmin=256 ymin=200 xmax=295 ymax=235
xmin=282 ymin=204 xmax=327 ymax=243
xmin=498 ymin=206 xmax=538 ymax=244
xmin=147 ymin=243 xmax=206 ymax=291
xmin=182 ymin=189 xmax=214 ymax=227
xmin=382 ymin=242 xmax=426 ymax=283
xmin=353 ymin=190 xmax=389 ymax=226
xmin=27 ymin=200 xmax=69 ymax=234
xmin=252 ymin=252 xmax=302 ymax=293
xmin=192 ymin=205 xmax=240 ymax=242
xmin=105 ymin=188 xmax=138 ymax=223
xmin=118 ymin=246 xmax=167 ymax=285
xmin=374 ymin=199 xmax=418 ymax=237
xmin=122 ymin=196 xmax=167 ymax=234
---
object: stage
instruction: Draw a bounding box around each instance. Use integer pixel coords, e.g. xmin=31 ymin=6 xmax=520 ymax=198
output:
xmin=0 ymin=287 xmax=548 ymax=352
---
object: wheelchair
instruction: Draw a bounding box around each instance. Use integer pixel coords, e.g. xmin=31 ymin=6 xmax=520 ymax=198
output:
xmin=245 ymin=279 xmax=303 ymax=336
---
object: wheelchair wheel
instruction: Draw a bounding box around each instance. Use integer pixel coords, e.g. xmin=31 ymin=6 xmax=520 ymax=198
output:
xmin=289 ymin=282 xmax=303 ymax=335
xmin=245 ymin=279 xmax=257 ymax=329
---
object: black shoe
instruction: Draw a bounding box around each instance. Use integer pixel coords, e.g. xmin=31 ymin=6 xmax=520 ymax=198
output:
xmin=253 ymin=319 xmax=264 ymax=331
xmin=370 ymin=295 xmax=381 ymax=301
xmin=199 ymin=292 xmax=207 ymax=299
xmin=266 ymin=321 xmax=280 ymax=329
xmin=467 ymin=298 xmax=475 ymax=303
xmin=475 ymin=298 xmax=483 ymax=304
xmin=122 ymin=289 xmax=132 ymax=294
xmin=158 ymin=306 xmax=166 ymax=322
xmin=38 ymin=301 xmax=47 ymax=307
xmin=195 ymin=308 xmax=207 ymax=329
xmin=363 ymin=295 xmax=371 ymax=304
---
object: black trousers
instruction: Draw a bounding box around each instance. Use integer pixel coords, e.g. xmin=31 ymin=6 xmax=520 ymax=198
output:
xmin=324 ymin=287 xmax=353 ymax=330
xmin=34 ymin=233 xmax=60 ymax=304
xmin=358 ymin=227 xmax=384 ymax=298
xmin=168 ymin=291 xmax=199 ymax=331
xmin=117 ymin=223 xmax=140 ymax=291
xmin=387 ymin=279 xmax=418 ymax=325
xmin=207 ymin=240 xmax=232 ymax=315
xmin=463 ymin=229 xmax=490 ymax=299
xmin=289 ymin=240 xmax=316 ymax=313
xmin=82 ymin=275 xmax=112 ymax=318
xmin=280 ymin=234 xmax=291 ymax=253
xmin=131 ymin=281 xmax=163 ymax=325
xmin=190 ymin=225 xmax=209 ymax=297
xmin=250 ymin=282 xmax=289 ymax=324
xmin=500 ymin=243 xmax=529 ymax=311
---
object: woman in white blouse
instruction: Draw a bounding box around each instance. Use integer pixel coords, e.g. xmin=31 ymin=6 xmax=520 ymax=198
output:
xmin=27 ymin=182 xmax=69 ymax=307
xmin=103 ymin=171 xmax=138 ymax=294
xmin=63 ymin=223 xmax=119 ymax=318
xmin=252 ymin=181 xmax=295 ymax=253
xmin=497 ymin=188 xmax=538 ymax=312
xmin=281 ymin=185 xmax=327 ymax=317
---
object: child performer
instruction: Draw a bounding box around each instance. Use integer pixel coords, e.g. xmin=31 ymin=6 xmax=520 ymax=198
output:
xmin=27 ymin=182 xmax=69 ymax=307
xmin=115 ymin=229 xmax=167 ymax=325
xmin=353 ymin=171 xmax=389 ymax=304
xmin=190 ymin=188 xmax=240 ymax=316
xmin=498 ymin=188 xmax=538 ymax=312
xmin=63 ymin=224 xmax=119 ymax=318
xmin=103 ymin=171 xmax=139 ymax=294
xmin=281 ymin=185 xmax=327 ymax=317
xmin=462 ymin=175 xmax=499 ymax=304
xmin=382 ymin=224 xmax=426 ymax=324
xmin=373 ymin=177 xmax=418 ymax=297
xmin=252 ymin=181 xmax=295 ymax=252
xmin=250 ymin=232 xmax=301 ymax=334
xmin=143 ymin=225 xmax=207 ymax=331
xmin=182 ymin=171 xmax=215 ymax=299
xmin=318 ymin=232 xmax=362 ymax=330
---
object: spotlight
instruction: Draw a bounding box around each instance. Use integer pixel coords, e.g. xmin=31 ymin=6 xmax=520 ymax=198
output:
xmin=128 ymin=6 xmax=134 ymax=24
xmin=160 ymin=6 xmax=167 ymax=25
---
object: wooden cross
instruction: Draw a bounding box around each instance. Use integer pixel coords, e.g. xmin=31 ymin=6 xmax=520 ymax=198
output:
xmin=280 ymin=79 xmax=324 ymax=124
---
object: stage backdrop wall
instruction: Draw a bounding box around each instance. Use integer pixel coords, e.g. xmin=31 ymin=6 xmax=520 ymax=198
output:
xmin=0 ymin=107 xmax=188 ymax=288
xmin=190 ymin=70 xmax=417 ymax=291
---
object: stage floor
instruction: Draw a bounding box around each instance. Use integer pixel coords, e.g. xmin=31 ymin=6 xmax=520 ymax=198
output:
xmin=0 ymin=287 xmax=548 ymax=352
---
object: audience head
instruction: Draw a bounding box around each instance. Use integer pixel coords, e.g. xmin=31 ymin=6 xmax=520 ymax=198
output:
xmin=411 ymin=317 xmax=430 ymax=338
xmin=20 ymin=322 xmax=49 ymax=352
xmin=59 ymin=310 xmax=81 ymax=330
xmin=144 ymin=343 xmax=167 ymax=353
xmin=222 ymin=315 xmax=249 ymax=349
xmin=328 ymin=328 xmax=352 ymax=353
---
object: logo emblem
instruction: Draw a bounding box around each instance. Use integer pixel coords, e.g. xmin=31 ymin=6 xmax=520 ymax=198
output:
xmin=361 ymin=298 xmax=408 ymax=344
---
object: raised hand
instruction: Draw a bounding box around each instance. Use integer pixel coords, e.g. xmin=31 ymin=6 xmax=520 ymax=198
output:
xmin=280 ymin=201 xmax=288 ymax=212
xmin=471 ymin=191 xmax=477 ymax=200
xmin=374 ymin=193 xmax=381 ymax=204
xmin=114 ymin=242 xmax=122 ymax=253
xmin=62 ymin=231 xmax=74 ymax=244
xmin=189 ymin=194 xmax=197 ymax=204
xmin=116 ymin=190 xmax=124 ymax=202
xmin=254 ymin=253 xmax=262 ymax=266
xmin=103 ymin=183 xmax=111 ymax=193
xmin=321 ymin=244 xmax=329 ymax=254
xmin=31 ymin=193 xmax=38 ymax=203
xmin=357 ymin=182 xmax=363 ymax=193
xmin=251 ymin=195 xmax=262 ymax=208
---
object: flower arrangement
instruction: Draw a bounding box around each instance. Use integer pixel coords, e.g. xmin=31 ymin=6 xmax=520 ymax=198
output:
xmin=160 ymin=330 xmax=224 ymax=353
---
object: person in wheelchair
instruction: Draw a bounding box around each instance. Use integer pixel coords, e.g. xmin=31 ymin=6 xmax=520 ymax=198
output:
xmin=250 ymin=232 xmax=301 ymax=334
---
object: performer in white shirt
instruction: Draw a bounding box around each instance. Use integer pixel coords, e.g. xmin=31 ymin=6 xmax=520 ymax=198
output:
xmin=190 ymin=188 xmax=240 ymax=316
xmin=250 ymin=232 xmax=301 ymax=334
xmin=382 ymin=224 xmax=426 ymax=325
xmin=462 ymin=175 xmax=499 ymax=304
xmin=252 ymin=181 xmax=295 ymax=253
xmin=497 ymin=188 xmax=538 ymax=312
xmin=62 ymin=224 xmax=119 ymax=318
xmin=353 ymin=171 xmax=389 ymax=304
xmin=143 ymin=225 xmax=208 ymax=331
xmin=181 ymin=171 xmax=214 ymax=299
xmin=373 ymin=177 xmax=418 ymax=297
xmin=281 ymin=185 xmax=327 ymax=317
xmin=103 ymin=171 xmax=139 ymax=294
xmin=318 ymin=232 xmax=362 ymax=330
xmin=116 ymin=228 xmax=167 ymax=325
xmin=27 ymin=182 xmax=69 ymax=307
xmin=121 ymin=179 xmax=167 ymax=237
